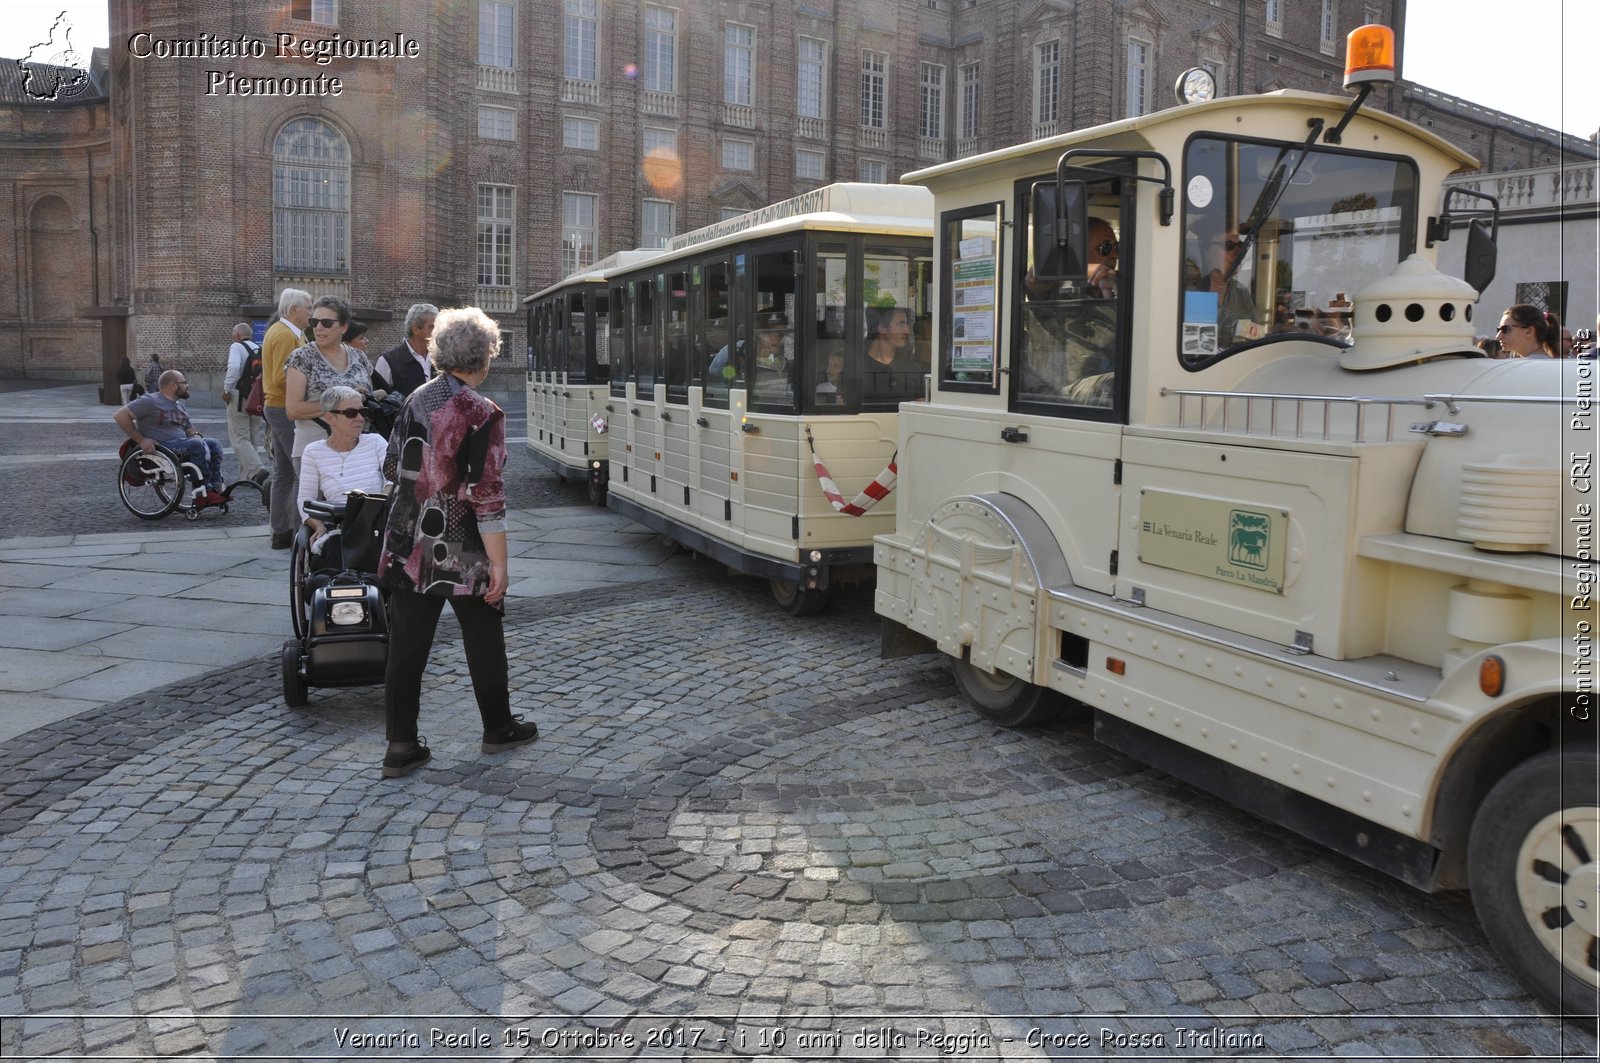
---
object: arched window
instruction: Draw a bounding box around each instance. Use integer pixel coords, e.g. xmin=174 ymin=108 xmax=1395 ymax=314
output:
xmin=273 ymin=117 xmax=349 ymax=273
xmin=28 ymin=195 xmax=79 ymax=321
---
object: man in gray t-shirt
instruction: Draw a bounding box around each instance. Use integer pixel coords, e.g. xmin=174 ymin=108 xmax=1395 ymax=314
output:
xmin=114 ymin=369 xmax=227 ymax=504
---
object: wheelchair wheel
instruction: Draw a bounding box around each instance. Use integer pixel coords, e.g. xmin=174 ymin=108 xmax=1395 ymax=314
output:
xmin=289 ymin=531 xmax=311 ymax=641
xmin=281 ymin=639 xmax=308 ymax=708
xmin=118 ymin=445 xmax=183 ymax=520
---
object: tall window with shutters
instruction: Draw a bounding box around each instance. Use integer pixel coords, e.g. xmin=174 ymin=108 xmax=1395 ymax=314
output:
xmin=476 ymin=184 xmax=514 ymax=288
xmin=861 ymin=51 xmax=887 ymax=129
xmin=273 ymin=117 xmax=350 ymax=273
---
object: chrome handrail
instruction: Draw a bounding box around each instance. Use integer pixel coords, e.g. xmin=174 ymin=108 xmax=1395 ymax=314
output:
xmin=1160 ymin=388 xmax=1439 ymax=443
xmin=1422 ymin=392 xmax=1581 ymax=414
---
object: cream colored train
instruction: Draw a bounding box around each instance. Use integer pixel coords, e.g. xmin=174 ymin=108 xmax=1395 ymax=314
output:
xmin=874 ymin=28 xmax=1596 ymax=1018
xmin=525 ymin=248 xmax=664 ymax=505
xmin=598 ymin=183 xmax=934 ymax=614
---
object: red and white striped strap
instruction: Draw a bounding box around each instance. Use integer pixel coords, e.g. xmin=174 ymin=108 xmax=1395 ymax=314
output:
xmin=812 ymin=452 xmax=898 ymax=516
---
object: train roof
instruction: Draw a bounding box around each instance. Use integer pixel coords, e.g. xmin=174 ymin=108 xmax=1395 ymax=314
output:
xmin=523 ymin=247 xmax=666 ymax=305
xmin=652 ymin=182 xmax=934 ymax=260
xmin=902 ymin=89 xmax=1479 ymax=190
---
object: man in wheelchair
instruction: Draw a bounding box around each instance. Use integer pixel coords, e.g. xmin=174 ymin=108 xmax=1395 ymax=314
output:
xmin=113 ymin=369 xmax=227 ymax=506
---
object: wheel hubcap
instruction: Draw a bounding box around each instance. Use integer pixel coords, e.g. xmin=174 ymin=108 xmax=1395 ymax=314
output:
xmin=1516 ymin=805 xmax=1600 ymax=988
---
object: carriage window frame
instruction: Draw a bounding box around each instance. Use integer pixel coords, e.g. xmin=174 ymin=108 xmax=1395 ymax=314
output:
xmin=565 ymin=290 xmax=588 ymax=382
xmin=634 ymin=273 xmax=661 ymax=395
xmin=698 ymin=255 xmax=737 ymax=409
xmin=859 ymin=239 xmax=933 ymax=412
xmin=939 ymin=202 xmax=1003 ymax=394
xmin=803 ymin=237 xmax=855 ymax=414
xmin=664 ymin=267 xmax=692 ymax=402
xmin=1011 ymin=170 xmax=1132 ymax=424
xmin=608 ymin=281 xmax=631 ymax=398
xmin=590 ymin=285 xmax=611 ymax=384
xmin=746 ymin=242 xmax=800 ymax=414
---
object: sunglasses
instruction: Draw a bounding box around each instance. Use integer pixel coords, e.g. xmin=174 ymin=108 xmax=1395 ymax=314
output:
xmin=309 ymin=317 xmax=342 ymax=329
xmin=1223 ymin=239 xmax=1244 ymax=251
xmin=328 ymin=408 xmax=366 ymax=419
xmin=1495 ymin=323 xmax=1524 ymax=334
xmin=1095 ymin=239 xmax=1117 ymax=257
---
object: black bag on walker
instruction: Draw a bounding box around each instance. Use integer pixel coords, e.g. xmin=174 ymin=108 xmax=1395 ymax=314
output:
xmin=340 ymin=490 xmax=392 ymax=574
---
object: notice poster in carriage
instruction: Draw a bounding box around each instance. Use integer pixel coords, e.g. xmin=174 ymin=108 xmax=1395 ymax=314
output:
xmin=951 ymin=234 xmax=997 ymax=378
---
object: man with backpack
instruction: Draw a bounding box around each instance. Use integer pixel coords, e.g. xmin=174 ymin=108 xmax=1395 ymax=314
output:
xmin=221 ymin=322 xmax=268 ymax=486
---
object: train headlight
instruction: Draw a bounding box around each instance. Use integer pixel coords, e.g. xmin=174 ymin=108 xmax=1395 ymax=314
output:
xmin=809 ymin=550 xmax=823 ymax=563
xmin=1174 ymin=67 xmax=1215 ymax=106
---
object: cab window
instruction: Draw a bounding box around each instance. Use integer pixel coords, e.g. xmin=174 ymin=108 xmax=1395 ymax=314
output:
xmin=1014 ymin=175 xmax=1127 ymax=420
xmin=1179 ymin=135 xmax=1417 ymax=365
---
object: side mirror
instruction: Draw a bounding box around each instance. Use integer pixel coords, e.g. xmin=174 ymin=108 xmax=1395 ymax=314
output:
xmin=1463 ymin=217 xmax=1497 ymax=294
xmin=1030 ymin=179 xmax=1088 ymax=282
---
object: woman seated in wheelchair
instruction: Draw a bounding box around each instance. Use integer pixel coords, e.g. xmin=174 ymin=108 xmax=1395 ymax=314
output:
xmin=296 ymin=385 xmax=390 ymax=571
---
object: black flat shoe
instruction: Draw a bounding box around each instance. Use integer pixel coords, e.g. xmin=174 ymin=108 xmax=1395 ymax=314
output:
xmin=482 ymin=717 xmax=538 ymax=753
xmin=382 ymin=742 xmax=431 ymax=778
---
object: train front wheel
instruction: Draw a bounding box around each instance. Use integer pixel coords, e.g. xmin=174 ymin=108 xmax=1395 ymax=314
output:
xmin=950 ymin=657 xmax=1059 ymax=727
xmin=1467 ymin=747 xmax=1600 ymax=1023
xmin=770 ymin=579 xmax=829 ymax=616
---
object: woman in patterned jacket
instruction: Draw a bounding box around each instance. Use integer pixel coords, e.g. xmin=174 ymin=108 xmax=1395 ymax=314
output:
xmin=376 ymin=306 xmax=539 ymax=778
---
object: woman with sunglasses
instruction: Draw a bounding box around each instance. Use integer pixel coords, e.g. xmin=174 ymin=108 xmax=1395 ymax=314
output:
xmin=285 ymin=295 xmax=378 ymax=472
xmin=1496 ymin=304 xmax=1560 ymax=358
xmin=296 ymin=385 xmax=389 ymax=568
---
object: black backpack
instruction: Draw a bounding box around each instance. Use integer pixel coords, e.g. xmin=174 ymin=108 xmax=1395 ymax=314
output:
xmin=238 ymin=340 xmax=262 ymax=393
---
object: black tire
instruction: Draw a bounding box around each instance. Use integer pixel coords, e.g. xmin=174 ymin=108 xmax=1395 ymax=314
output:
xmin=951 ymin=656 xmax=1059 ymax=727
xmin=1468 ymin=747 xmax=1600 ymax=1020
xmin=281 ymin=639 xmax=308 ymax=708
xmin=289 ymin=532 xmax=311 ymax=641
xmin=118 ymin=447 xmax=183 ymax=520
xmin=587 ymin=474 xmax=607 ymax=506
xmin=770 ymin=578 xmax=829 ymax=616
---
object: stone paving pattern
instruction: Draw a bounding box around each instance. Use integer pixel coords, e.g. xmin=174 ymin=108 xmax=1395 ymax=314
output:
xmin=0 ymin=382 xmax=1595 ymax=1059
xmin=1 ymin=571 xmax=1594 ymax=1059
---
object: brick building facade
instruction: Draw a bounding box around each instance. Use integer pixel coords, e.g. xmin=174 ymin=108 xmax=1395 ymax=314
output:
xmin=2 ymin=0 xmax=1593 ymax=389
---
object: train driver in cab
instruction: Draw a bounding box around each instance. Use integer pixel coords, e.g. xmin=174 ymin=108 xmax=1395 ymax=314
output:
xmin=1186 ymin=227 xmax=1258 ymax=345
xmin=1017 ymin=217 xmax=1119 ymax=408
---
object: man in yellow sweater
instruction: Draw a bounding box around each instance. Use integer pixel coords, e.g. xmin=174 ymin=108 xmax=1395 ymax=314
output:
xmin=263 ymin=288 xmax=312 ymax=549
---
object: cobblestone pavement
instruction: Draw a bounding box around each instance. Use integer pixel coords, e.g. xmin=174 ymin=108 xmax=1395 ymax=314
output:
xmin=1 ymin=558 xmax=1595 ymax=1059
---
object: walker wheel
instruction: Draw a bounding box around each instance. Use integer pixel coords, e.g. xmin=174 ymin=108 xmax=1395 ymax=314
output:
xmin=185 ymin=506 xmax=200 ymax=521
xmin=219 ymin=504 xmax=229 ymax=515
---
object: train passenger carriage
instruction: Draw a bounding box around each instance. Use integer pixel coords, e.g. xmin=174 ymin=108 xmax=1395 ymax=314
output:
xmin=873 ymin=26 xmax=1597 ymax=1020
xmin=602 ymin=183 xmax=935 ymax=613
xmin=524 ymin=248 xmax=662 ymax=505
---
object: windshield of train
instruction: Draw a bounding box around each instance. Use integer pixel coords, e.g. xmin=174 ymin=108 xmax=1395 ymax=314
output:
xmin=1178 ymin=135 xmax=1416 ymax=367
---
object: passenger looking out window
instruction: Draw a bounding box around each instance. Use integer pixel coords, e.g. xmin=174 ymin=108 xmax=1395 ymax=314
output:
xmin=862 ymin=306 xmax=924 ymax=404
